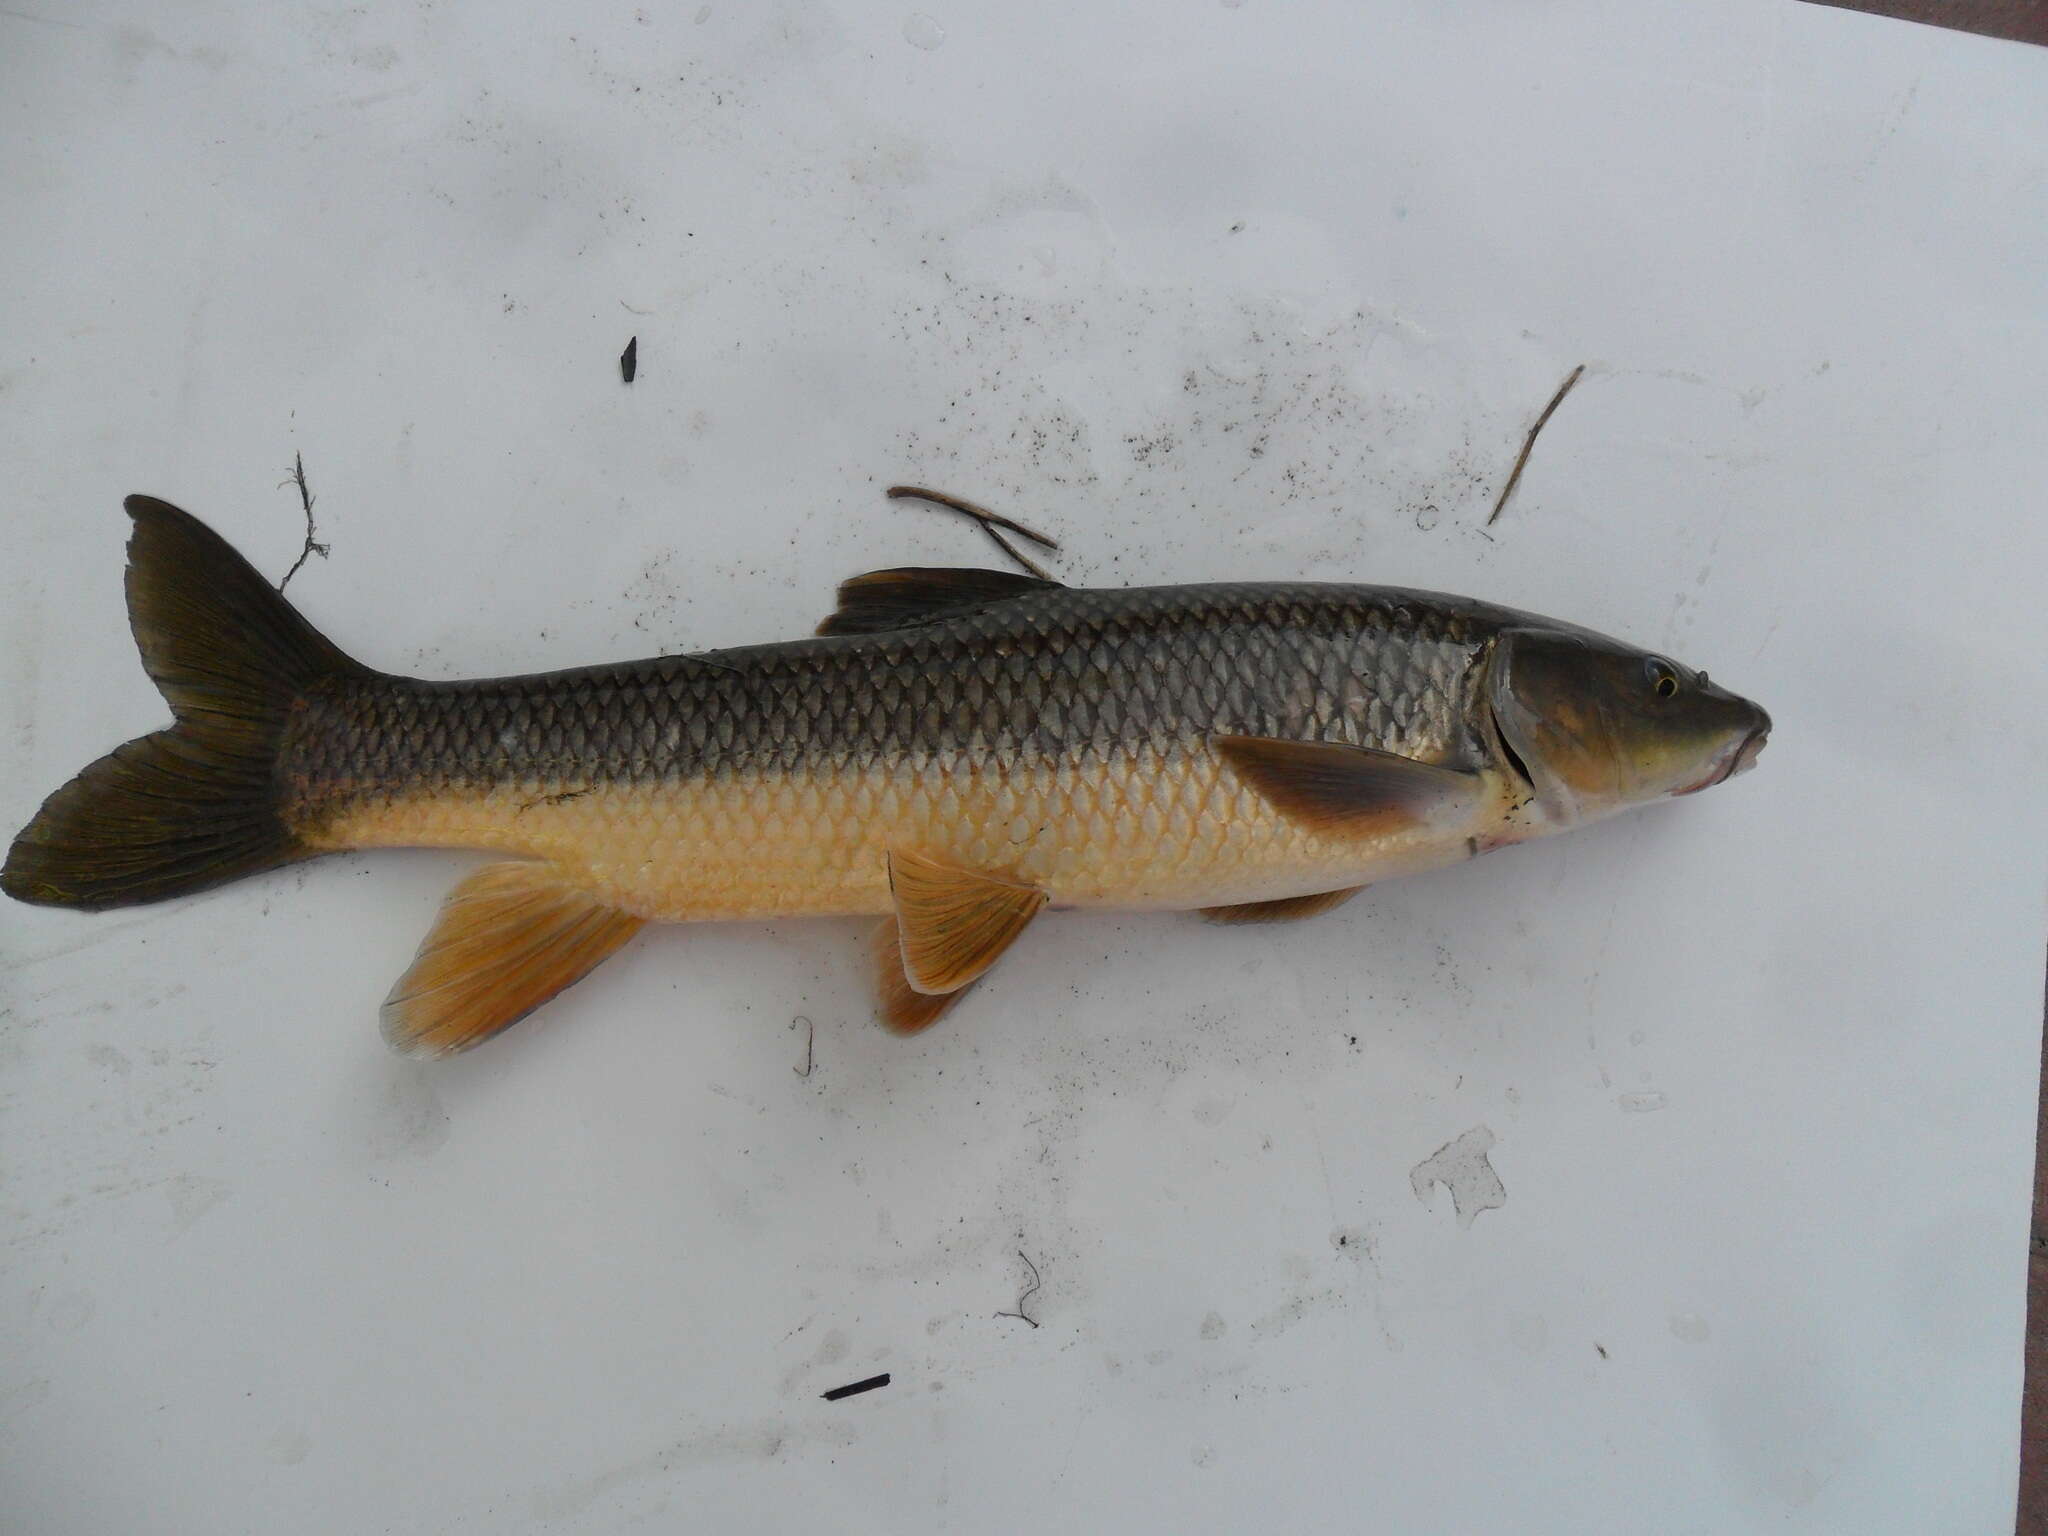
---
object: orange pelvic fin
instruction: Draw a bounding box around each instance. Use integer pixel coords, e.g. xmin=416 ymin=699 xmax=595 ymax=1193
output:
xmin=885 ymin=850 xmax=1047 ymax=996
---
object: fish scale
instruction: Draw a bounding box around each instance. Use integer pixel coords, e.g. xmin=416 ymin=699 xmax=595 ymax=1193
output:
xmin=277 ymin=581 xmax=1516 ymax=923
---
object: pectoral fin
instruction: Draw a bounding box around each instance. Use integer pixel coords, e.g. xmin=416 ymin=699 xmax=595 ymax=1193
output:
xmin=1215 ymin=735 xmax=1481 ymax=836
xmin=1202 ymin=886 xmax=1363 ymax=923
xmin=381 ymin=861 xmax=644 ymax=1058
xmin=886 ymin=850 xmax=1047 ymax=996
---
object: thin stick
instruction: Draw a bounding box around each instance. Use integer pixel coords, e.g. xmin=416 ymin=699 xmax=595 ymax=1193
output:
xmin=1486 ymin=364 xmax=1586 ymax=527
xmin=277 ymin=451 xmax=329 ymax=591
xmin=820 ymin=1373 xmax=891 ymax=1402
xmin=995 ymin=1249 xmax=1042 ymax=1328
xmin=885 ymin=485 xmax=1059 ymax=579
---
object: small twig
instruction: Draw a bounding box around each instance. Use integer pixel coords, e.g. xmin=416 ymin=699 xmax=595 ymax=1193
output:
xmin=515 ymin=787 xmax=594 ymax=815
xmin=1486 ymin=364 xmax=1586 ymax=527
xmin=885 ymin=486 xmax=1059 ymax=579
xmin=792 ymin=1016 xmax=814 ymax=1078
xmin=995 ymin=1249 xmax=1042 ymax=1328
xmin=277 ymin=451 xmax=329 ymax=592
xmin=820 ymin=1373 xmax=891 ymax=1402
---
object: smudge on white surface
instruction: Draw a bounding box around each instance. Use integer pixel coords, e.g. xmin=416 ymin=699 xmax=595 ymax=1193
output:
xmin=1409 ymin=1125 xmax=1506 ymax=1228
xmin=780 ymin=1327 xmax=850 ymax=1395
xmin=1619 ymin=1090 xmax=1669 ymax=1114
xmin=363 ymin=1063 xmax=451 ymax=1160
xmin=1670 ymin=1312 xmax=1711 ymax=1343
xmin=1247 ymin=1287 xmax=1345 ymax=1340
xmin=44 ymin=1291 xmax=95 ymax=1333
xmin=534 ymin=1418 xmax=860 ymax=1521
xmin=165 ymin=1174 xmax=229 ymax=1235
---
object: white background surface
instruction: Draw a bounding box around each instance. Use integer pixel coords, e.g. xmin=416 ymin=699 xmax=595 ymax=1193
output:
xmin=3 ymin=2 xmax=2045 ymax=1531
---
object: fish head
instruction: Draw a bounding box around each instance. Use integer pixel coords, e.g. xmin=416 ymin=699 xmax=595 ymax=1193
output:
xmin=1486 ymin=627 xmax=1769 ymax=827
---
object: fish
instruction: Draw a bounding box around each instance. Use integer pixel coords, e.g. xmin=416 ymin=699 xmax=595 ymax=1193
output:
xmin=4 ymin=494 xmax=1770 ymax=1056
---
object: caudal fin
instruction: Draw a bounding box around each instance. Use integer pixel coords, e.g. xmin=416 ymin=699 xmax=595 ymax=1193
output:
xmin=3 ymin=495 xmax=370 ymax=911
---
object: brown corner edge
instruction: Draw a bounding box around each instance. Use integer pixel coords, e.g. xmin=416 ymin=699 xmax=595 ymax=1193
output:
xmin=2021 ymin=950 xmax=2048 ymax=1532
xmin=1799 ymin=1 xmax=2048 ymax=49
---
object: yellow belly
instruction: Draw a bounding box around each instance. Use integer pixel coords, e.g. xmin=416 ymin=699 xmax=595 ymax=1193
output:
xmin=309 ymin=745 xmax=1514 ymax=922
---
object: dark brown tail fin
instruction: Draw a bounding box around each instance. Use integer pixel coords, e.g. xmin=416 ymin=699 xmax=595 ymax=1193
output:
xmin=3 ymin=495 xmax=370 ymax=911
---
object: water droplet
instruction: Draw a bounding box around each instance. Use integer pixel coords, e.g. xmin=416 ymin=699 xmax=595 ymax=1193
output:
xmin=1618 ymin=1090 xmax=1668 ymax=1114
xmin=903 ymin=13 xmax=945 ymax=49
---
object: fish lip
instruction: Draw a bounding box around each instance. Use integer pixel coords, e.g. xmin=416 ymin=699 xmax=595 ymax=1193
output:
xmin=1673 ymin=723 xmax=1769 ymax=796
xmin=1729 ymin=723 xmax=1769 ymax=777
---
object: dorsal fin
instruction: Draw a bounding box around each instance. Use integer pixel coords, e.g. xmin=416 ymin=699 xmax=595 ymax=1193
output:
xmin=816 ymin=567 xmax=1058 ymax=637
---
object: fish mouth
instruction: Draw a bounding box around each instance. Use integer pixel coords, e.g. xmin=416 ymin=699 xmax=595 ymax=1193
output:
xmin=1673 ymin=723 xmax=1769 ymax=796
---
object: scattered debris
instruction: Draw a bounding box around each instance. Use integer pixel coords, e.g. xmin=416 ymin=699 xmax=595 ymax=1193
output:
xmin=1486 ymin=363 xmax=1586 ymax=527
xmin=820 ymin=1373 xmax=890 ymax=1402
xmin=792 ymin=1016 xmax=814 ymax=1078
xmin=995 ymin=1249 xmax=1043 ymax=1328
xmin=885 ymin=486 xmax=1060 ymax=580
xmin=276 ymin=451 xmax=329 ymax=593
xmin=621 ymin=335 xmax=638 ymax=384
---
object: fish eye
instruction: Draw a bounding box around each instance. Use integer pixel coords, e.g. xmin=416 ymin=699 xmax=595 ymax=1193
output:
xmin=1646 ymin=658 xmax=1680 ymax=698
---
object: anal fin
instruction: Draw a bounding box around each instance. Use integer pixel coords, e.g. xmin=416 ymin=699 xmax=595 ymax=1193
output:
xmin=1202 ymin=886 xmax=1363 ymax=924
xmin=382 ymin=861 xmax=644 ymax=1058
